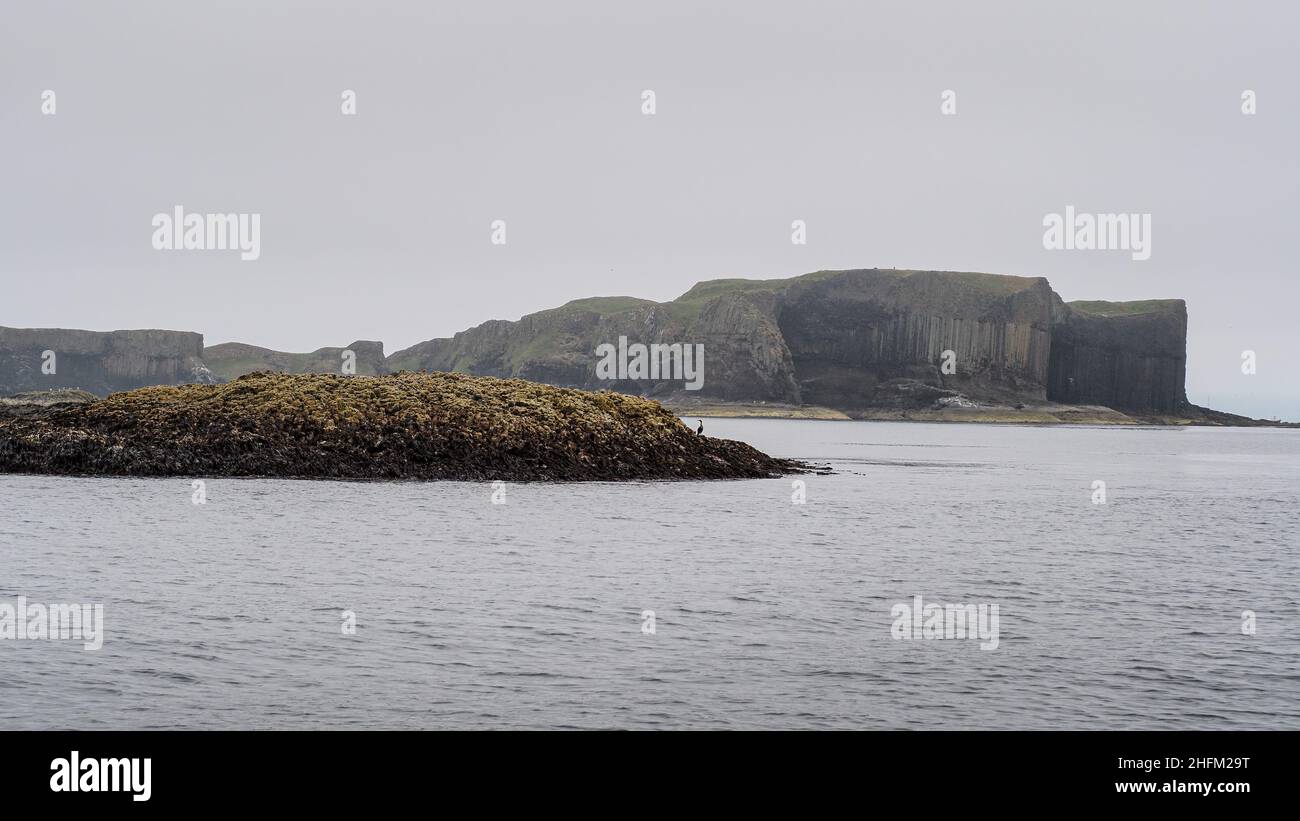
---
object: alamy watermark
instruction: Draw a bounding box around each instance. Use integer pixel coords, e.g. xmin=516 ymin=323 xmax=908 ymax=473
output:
xmin=50 ymin=751 xmax=150 ymax=801
xmin=0 ymin=597 xmax=104 ymax=650
xmin=595 ymin=336 xmax=704 ymax=390
xmin=151 ymin=206 xmax=261 ymax=261
xmin=890 ymin=595 xmax=999 ymax=650
xmin=1043 ymin=205 xmax=1150 ymax=261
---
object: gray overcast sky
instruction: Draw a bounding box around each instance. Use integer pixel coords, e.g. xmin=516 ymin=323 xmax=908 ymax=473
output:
xmin=2 ymin=0 xmax=1297 ymax=418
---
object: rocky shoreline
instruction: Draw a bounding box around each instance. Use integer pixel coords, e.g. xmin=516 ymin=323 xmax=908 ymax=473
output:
xmin=663 ymin=397 xmax=1299 ymax=427
xmin=0 ymin=373 xmax=811 ymax=481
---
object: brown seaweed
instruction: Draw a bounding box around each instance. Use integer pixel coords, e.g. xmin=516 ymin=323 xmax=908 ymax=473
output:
xmin=0 ymin=372 xmax=810 ymax=481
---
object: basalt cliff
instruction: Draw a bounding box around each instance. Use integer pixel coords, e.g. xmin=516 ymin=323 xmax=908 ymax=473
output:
xmin=0 ymin=326 xmax=216 ymax=396
xmin=0 ymin=269 xmax=1276 ymax=424
xmin=386 ymin=269 xmax=1204 ymax=422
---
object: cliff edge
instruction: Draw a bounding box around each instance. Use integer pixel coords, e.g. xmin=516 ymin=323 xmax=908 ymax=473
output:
xmin=387 ymin=269 xmax=1195 ymax=418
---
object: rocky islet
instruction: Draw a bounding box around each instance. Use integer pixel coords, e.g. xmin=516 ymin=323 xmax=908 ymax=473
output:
xmin=0 ymin=371 xmax=811 ymax=481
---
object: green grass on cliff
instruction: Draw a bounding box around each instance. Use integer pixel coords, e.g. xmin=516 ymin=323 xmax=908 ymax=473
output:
xmin=928 ymin=270 xmax=1039 ymax=294
xmin=557 ymin=296 xmax=657 ymax=314
xmin=386 ymin=268 xmax=1063 ymax=376
xmin=672 ymin=269 xmax=847 ymax=304
xmin=203 ymin=343 xmax=319 ymax=381
xmin=205 ymin=342 xmax=386 ymax=380
xmin=1068 ymin=299 xmax=1184 ymax=317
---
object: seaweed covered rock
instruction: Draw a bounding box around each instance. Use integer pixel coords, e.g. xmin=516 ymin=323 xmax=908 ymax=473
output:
xmin=0 ymin=372 xmax=808 ymax=481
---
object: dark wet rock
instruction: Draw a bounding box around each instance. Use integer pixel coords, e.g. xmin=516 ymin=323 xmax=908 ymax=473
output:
xmin=0 ymin=372 xmax=810 ymax=481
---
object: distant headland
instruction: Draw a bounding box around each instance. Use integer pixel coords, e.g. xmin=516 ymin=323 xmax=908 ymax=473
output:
xmin=1 ymin=268 xmax=1292 ymax=426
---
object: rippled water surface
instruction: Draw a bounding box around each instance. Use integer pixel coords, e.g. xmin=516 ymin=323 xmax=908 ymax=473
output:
xmin=1 ymin=420 xmax=1297 ymax=729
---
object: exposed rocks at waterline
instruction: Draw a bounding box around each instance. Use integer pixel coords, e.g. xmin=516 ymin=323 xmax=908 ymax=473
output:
xmin=0 ymin=372 xmax=810 ymax=481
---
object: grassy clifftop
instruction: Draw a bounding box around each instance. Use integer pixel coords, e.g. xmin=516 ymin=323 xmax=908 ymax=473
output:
xmin=203 ymin=341 xmax=387 ymax=381
xmin=1067 ymin=299 xmax=1185 ymax=317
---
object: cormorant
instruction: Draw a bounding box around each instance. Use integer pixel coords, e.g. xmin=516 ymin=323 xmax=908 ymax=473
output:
xmin=696 ymin=420 xmax=704 ymax=436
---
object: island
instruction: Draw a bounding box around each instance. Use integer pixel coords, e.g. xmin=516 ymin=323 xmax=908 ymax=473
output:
xmin=0 ymin=372 xmax=809 ymax=481
xmin=2 ymin=268 xmax=1293 ymax=426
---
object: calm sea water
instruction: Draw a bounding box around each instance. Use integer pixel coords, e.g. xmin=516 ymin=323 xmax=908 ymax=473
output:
xmin=1 ymin=419 xmax=1297 ymax=730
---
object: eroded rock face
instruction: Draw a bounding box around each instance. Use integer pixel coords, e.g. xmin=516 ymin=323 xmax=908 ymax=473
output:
xmin=774 ymin=271 xmax=1056 ymax=410
xmin=578 ymin=294 xmax=801 ymax=403
xmin=386 ymin=293 xmax=803 ymax=403
xmin=1047 ymin=300 xmax=1188 ymax=413
xmin=0 ymin=327 xmax=213 ymax=396
xmin=0 ymin=270 xmax=1196 ymax=417
xmin=386 ymin=269 xmax=1142 ymax=413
